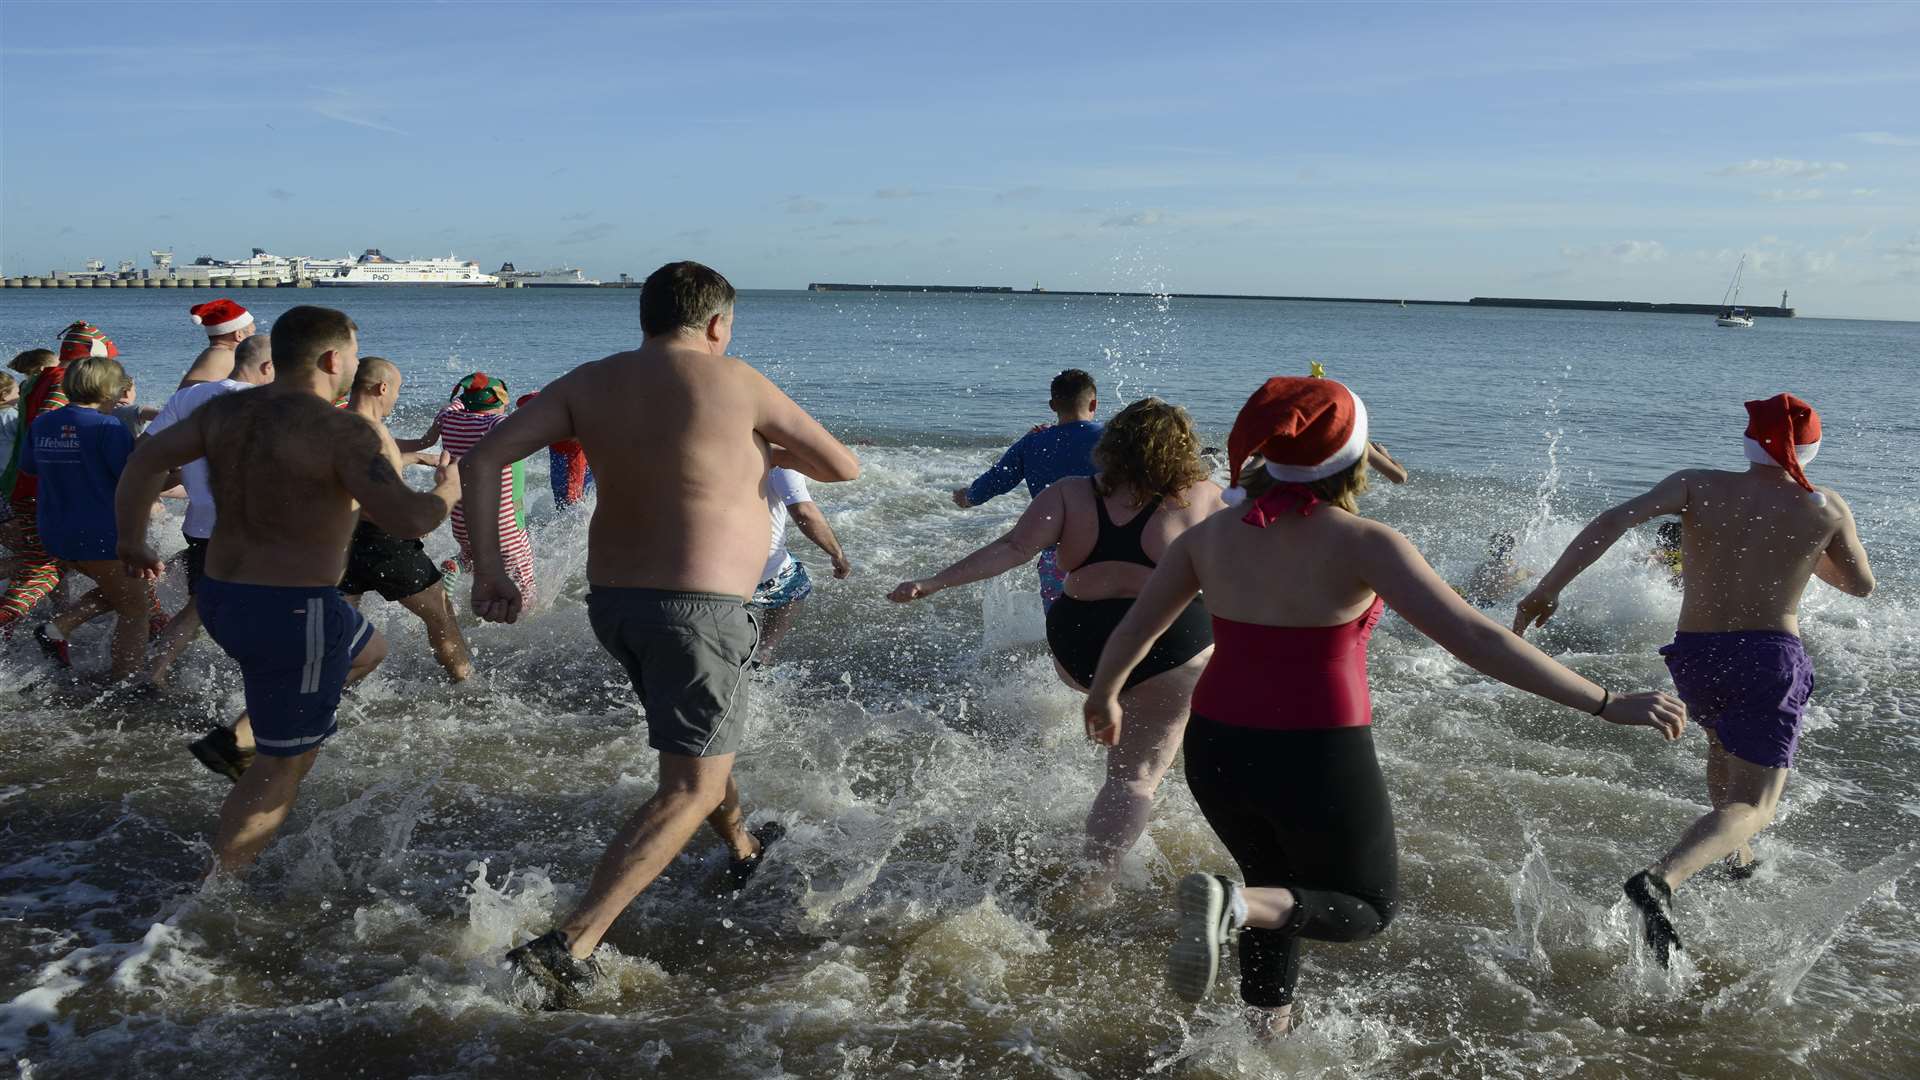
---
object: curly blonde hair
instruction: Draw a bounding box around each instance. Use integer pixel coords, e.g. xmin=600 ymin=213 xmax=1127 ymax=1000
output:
xmin=1093 ymin=397 xmax=1209 ymax=505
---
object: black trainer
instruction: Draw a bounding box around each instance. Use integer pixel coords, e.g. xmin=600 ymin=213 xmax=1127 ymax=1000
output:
xmin=505 ymin=929 xmax=601 ymax=1011
xmin=34 ymin=624 xmax=71 ymax=669
xmin=188 ymin=726 xmax=253 ymax=782
xmin=721 ymin=820 xmax=787 ymax=894
xmin=1623 ymin=870 xmax=1683 ymax=968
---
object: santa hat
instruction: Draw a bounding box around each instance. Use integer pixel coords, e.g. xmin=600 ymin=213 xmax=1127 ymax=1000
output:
xmin=189 ymin=298 xmax=253 ymax=336
xmin=453 ymin=372 xmax=510 ymax=411
xmin=1744 ymin=393 xmax=1824 ymax=503
xmin=1223 ymin=376 xmax=1370 ymax=505
xmin=57 ymin=321 xmax=118 ymax=363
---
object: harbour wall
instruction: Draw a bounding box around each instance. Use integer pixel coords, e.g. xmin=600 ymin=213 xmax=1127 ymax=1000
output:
xmin=807 ymin=283 xmax=1796 ymax=317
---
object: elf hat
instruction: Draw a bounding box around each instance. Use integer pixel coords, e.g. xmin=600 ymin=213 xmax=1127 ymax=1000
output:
xmin=189 ymin=298 xmax=253 ymax=336
xmin=453 ymin=372 xmax=510 ymax=411
xmin=1223 ymin=376 xmax=1369 ymax=505
xmin=1743 ymin=392 xmax=1822 ymax=498
xmin=57 ymin=321 xmax=118 ymax=363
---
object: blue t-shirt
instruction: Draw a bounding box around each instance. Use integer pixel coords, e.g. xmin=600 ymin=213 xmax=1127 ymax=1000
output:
xmin=21 ymin=404 xmax=133 ymax=561
xmin=966 ymin=420 xmax=1103 ymax=505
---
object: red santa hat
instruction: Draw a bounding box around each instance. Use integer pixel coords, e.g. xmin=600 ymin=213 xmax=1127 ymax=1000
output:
xmin=1223 ymin=376 xmax=1370 ymax=505
xmin=57 ymin=321 xmax=118 ymax=363
xmin=189 ymin=298 xmax=253 ymax=336
xmin=1744 ymin=392 xmax=1824 ymax=502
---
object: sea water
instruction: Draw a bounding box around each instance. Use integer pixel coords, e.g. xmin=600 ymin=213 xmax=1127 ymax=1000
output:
xmin=2 ymin=288 xmax=1916 ymax=1078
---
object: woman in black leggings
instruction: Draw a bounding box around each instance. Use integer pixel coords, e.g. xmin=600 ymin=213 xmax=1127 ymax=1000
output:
xmin=1086 ymin=376 xmax=1684 ymax=1035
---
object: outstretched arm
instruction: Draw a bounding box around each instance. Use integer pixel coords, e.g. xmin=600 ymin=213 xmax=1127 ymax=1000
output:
xmin=789 ymin=501 xmax=851 ymax=578
xmin=1514 ymin=471 xmax=1691 ymax=634
xmin=1367 ymin=441 xmax=1408 ymax=485
xmin=1357 ymin=523 xmax=1684 ymax=737
xmin=460 ymin=390 xmax=575 ymax=622
xmin=1082 ymin=532 xmax=1203 ymax=745
xmin=958 ymin=440 xmax=1026 ymax=508
xmin=1814 ymin=492 xmax=1874 ymax=597
xmin=393 ymin=416 xmax=442 ymax=454
xmin=890 ymin=482 xmax=1066 ymax=602
xmin=115 ymin=414 xmax=210 ymax=579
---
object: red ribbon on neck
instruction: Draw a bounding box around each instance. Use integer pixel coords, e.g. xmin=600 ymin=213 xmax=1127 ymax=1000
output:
xmin=1242 ymin=483 xmax=1321 ymax=527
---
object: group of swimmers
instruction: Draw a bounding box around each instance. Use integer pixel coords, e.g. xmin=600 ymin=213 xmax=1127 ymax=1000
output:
xmin=0 ymin=261 xmax=1876 ymax=1032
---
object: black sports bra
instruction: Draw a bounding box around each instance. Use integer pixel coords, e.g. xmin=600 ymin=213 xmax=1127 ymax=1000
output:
xmin=1073 ymin=490 xmax=1164 ymax=571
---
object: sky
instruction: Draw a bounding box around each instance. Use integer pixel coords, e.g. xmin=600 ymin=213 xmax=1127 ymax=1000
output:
xmin=2 ymin=1 xmax=1916 ymax=320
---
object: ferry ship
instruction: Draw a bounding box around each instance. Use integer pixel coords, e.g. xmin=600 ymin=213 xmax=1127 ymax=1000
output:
xmin=312 ymin=250 xmax=499 ymax=287
xmin=496 ymin=263 xmax=601 ymax=287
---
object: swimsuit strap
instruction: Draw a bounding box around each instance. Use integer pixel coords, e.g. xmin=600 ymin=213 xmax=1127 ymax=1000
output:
xmin=1242 ymin=482 xmax=1322 ymax=528
xmin=1081 ymin=488 xmax=1163 ymax=569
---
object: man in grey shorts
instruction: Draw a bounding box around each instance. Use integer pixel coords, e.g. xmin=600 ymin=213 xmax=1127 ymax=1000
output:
xmin=459 ymin=261 xmax=860 ymax=1009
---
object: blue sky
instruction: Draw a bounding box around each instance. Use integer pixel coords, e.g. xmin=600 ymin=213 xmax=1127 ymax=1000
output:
xmin=3 ymin=1 xmax=1916 ymax=319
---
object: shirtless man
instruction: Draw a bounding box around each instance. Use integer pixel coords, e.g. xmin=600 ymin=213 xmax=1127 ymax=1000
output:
xmin=459 ymin=261 xmax=859 ymax=1009
xmin=339 ymin=356 xmax=474 ymax=681
xmin=116 ymin=305 xmax=460 ymax=874
xmin=178 ymin=298 xmax=257 ymax=389
xmin=1515 ymin=393 xmax=1874 ymax=966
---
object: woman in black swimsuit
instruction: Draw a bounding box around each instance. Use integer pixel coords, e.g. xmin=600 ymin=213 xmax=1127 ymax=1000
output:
xmin=891 ymin=398 xmax=1226 ymax=892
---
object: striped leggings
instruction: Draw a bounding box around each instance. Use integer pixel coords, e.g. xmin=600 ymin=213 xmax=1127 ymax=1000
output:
xmin=1 ymin=498 xmax=62 ymax=626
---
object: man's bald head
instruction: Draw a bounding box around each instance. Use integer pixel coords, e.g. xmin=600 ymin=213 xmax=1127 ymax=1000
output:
xmin=234 ymin=334 xmax=272 ymax=376
xmin=353 ymin=355 xmax=400 ymax=395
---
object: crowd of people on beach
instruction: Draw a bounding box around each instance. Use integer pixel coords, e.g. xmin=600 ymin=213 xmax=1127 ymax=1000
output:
xmin=0 ymin=261 xmax=1875 ymax=1031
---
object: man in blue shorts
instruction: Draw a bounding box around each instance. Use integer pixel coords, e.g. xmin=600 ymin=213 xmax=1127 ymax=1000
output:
xmin=951 ymin=368 xmax=1101 ymax=610
xmin=115 ymin=305 xmax=461 ymax=874
xmin=1516 ymin=393 xmax=1874 ymax=966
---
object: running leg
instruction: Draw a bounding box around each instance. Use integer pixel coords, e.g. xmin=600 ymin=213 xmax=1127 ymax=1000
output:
xmin=395 ymin=584 xmax=473 ymax=681
xmin=1082 ymin=652 xmax=1206 ymax=882
xmin=1651 ymin=733 xmax=1789 ymax=890
xmin=557 ymin=752 xmax=737 ymax=958
xmin=209 ymin=749 xmax=318 ymax=874
xmin=703 ymin=774 xmax=758 ymax=861
xmin=73 ymin=560 xmax=151 ymax=681
xmin=145 ymin=598 xmax=202 ymax=688
xmin=753 ymin=600 xmax=798 ymax=664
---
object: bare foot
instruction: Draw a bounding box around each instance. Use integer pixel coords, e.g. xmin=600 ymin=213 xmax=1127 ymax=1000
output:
xmin=1246 ymin=1004 xmax=1294 ymax=1040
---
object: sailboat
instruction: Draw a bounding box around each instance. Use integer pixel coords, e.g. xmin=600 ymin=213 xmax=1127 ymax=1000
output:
xmin=1715 ymin=255 xmax=1754 ymax=328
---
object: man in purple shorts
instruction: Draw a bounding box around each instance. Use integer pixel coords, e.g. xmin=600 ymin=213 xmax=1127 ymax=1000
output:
xmin=1515 ymin=393 xmax=1874 ymax=966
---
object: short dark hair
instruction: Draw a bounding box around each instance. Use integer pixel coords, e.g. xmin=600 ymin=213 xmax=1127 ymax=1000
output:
xmin=1050 ymin=369 xmax=1096 ymax=407
xmin=234 ymin=334 xmax=272 ymax=373
xmin=353 ymin=355 xmax=399 ymax=394
xmin=271 ymin=306 xmax=358 ymax=373
xmin=640 ymin=261 xmax=736 ymax=338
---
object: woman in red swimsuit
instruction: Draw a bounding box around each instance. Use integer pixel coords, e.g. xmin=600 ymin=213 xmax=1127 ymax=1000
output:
xmin=1085 ymin=376 xmax=1687 ymax=1037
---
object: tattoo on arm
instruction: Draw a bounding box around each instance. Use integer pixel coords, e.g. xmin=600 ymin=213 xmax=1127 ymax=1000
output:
xmin=365 ymin=452 xmax=398 ymax=485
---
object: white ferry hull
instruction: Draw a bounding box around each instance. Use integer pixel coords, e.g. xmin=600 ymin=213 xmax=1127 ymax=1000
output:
xmin=312 ymin=280 xmax=499 ymax=287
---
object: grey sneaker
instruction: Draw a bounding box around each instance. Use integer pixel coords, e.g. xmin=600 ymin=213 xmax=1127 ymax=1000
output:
xmin=1168 ymin=873 xmax=1236 ymax=1003
xmin=505 ymin=929 xmax=602 ymax=1010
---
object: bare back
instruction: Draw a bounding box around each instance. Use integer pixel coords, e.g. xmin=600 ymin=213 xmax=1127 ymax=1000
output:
xmin=565 ymin=344 xmax=783 ymax=596
xmin=1054 ymin=476 xmax=1225 ymax=601
xmin=200 ymin=388 xmax=384 ymax=586
xmin=1675 ymin=469 xmax=1843 ymax=634
xmin=1185 ymin=501 xmax=1386 ymax=627
xmin=179 ymin=344 xmax=236 ymax=389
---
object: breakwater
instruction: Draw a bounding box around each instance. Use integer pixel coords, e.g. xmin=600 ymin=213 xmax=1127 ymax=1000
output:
xmin=807 ymin=283 xmax=1796 ymax=317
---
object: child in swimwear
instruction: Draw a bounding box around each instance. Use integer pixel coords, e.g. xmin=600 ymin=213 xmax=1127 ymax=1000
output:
xmin=1516 ymin=393 xmax=1874 ymax=967
xmin=438 ymin=374 xmax=536 ymax=606
xmin=516 ymin=392 xmax=593 ymax=510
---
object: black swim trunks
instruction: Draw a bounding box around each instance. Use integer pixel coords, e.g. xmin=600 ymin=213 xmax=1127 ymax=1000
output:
xmin=338 ymin=520 xmax=442 ymax=602
xmin=182 ymin=532 xmax=209 ymax=594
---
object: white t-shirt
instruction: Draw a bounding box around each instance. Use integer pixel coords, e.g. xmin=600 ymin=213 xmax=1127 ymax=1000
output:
xmin=145 ymin=379 xmax=254 ymax=539
xmin=760 ymin=467 xmax=813 ymax=582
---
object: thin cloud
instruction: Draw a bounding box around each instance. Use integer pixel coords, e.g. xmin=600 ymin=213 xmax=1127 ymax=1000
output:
xmin=784 ymin=196 xmax=826 ymax=215
xmin=1848 ymin=131 xmax=1920 ymax=147
xmin=1561 ymin=240 xmax=1668 ymax=264
xmin=560 ymin=211 xmax=593 ymax=222
xmin=268 ymin=188 xmax=295 ymax=201
xmin=557 ymin=222 xmax=617 ymax=245
xmin=1850 ymin=188 xmax=1882 ymax=198
xmin=831 ymin=217 xmax=883 ymax=227
xmin=995 ymin=186 xmax=1045 ymax=204
xmin=673 ymin=227 xmax=711 ymax=241
xmin=873 ymin=187 xmax=918 ymax=200
xmin=1712 ymin=159 xmax=1848 ymax=179
xmin=310 ymin=90 xmax=409 ymax=135
xmin=1760 ymin=188 xmax=1824 ymax=202
xmin=1101 ymin=209 xmax=1165 ymax=228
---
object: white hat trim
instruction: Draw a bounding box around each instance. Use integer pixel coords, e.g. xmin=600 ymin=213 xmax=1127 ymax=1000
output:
xmin=1744 ymin=435 xmax=1820 ymax=468
xmin=1260 ymin=392 xmax=1370 ymax=484
xmin=203 ymin=311 xmax=254 ymax=336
